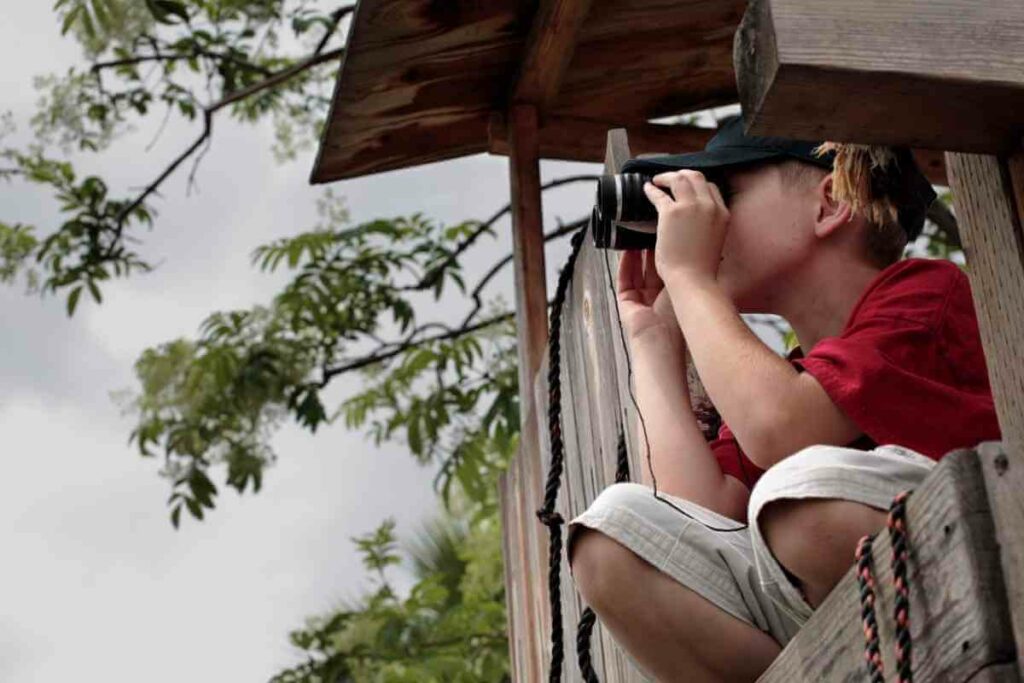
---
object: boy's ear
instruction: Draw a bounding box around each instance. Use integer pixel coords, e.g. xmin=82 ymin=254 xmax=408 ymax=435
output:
xmin=813 ymin=173 xmax=854 ymax=239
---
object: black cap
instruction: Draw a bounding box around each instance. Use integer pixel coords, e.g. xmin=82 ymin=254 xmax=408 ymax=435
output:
xmin=621 ymin=114 xmax=935 ymax=240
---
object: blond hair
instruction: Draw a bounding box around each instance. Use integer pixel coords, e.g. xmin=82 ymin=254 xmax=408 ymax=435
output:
xmin=776 ymin=150 xmax=909 ymax=268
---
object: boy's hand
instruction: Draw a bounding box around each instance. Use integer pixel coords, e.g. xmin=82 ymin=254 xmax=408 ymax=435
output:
xmin=616 ymin=249 xmax=684 ymax=348
xmin=643 ymin=170 xmax=729 ymax=285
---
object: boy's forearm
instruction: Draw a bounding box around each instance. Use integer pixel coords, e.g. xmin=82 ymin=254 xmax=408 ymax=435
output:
xmin=666 ymin=276 xmax=800 ymax=466
xmin=629 ymin=330 xmax=748 ymax=519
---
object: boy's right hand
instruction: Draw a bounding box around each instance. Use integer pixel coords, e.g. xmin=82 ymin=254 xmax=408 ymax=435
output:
xmin=617 ymin=249 xmax=685 ymax=349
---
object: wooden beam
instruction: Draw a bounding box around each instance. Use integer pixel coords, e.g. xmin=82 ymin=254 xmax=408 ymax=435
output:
xmin=490 ymin=114 xmax=713 ymax=163
xmin=512 ymin=0 xmax=594 ymax=110
xmin=758 ymin=448 xmax=1017 ymax=682
xmin=508 ymin=104 xmax=549 ymax=401
xmin=490 ymin=114 xmax=950 ymax=184
xmin=733 ymin=0 xmax=1024 ymax=153
xmin=947 ymin=149 xmax=1024 ymax=671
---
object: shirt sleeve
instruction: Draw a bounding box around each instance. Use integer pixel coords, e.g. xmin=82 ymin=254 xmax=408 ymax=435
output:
xmin=711 ymin=423 xmax=765 ymax=488
xmin=791 ymin=264 xmax=1000 ymax=458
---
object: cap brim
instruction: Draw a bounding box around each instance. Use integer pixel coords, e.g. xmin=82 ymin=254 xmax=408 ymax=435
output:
xmin=621 ymin=147 xmax=786 ymax=176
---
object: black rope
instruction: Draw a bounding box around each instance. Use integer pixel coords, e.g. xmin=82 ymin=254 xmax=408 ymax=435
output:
xmin=575 ymin=430 xmax=632 ymax=682
xmin=575 ymin=607 xmax=601 ymax=683
xmin=537 ymin=228 xmax=587 ymax=682
xmin=855 ymin=490 xmax=914 ymax=683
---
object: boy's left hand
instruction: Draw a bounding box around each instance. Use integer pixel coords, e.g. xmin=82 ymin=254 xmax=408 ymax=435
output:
xmin=643 ymin=170 xmax=729 ymax=285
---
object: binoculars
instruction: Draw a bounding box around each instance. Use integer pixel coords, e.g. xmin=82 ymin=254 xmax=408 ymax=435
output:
xmin=591 ymin=171 xmax=726 ymax=250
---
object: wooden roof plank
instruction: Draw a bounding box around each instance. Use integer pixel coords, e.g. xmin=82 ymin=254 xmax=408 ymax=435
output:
xmin=511 ymin=0 xmax=595 ymax=109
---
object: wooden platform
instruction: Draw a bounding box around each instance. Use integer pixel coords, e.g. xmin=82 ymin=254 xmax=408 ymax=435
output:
xmin=759 ymin=444 xmax=1018 ymax=683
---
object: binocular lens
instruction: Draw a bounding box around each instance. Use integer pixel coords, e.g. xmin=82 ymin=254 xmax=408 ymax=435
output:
xmin=596 ymin=173 xmax=657 ymax=223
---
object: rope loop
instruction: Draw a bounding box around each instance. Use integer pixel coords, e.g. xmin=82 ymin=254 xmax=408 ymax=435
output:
xmin=855 ymin=489 xmax=914 ymax=683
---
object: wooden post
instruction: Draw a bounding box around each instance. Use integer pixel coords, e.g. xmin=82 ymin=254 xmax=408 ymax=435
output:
xmin=946 ymin=149 xmax=1024 ymax=671
xmin=509 ymin=104 xmax=549 ymax=395
xmin=504 ymin=101 xmax=550 ymax=681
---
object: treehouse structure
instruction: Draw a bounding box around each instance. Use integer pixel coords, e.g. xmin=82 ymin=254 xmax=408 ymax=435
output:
xmin=312 ymin=0 xmax=1024 ymax=680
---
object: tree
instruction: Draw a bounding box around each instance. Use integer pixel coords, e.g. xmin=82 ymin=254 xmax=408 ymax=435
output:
xmin=2 ymin=3 xmax=594 ymax=679
xmin=3 ymin=3 xmax=963 ymax=680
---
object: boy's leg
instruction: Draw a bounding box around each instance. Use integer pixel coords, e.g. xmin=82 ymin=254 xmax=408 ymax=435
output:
xmin=747 ymin=444 xmax=937 ymax=622
xmin=759 ymin=498 xmax=886 ymax=607
xmin=572 ymin=527 xmax=781 ymax=682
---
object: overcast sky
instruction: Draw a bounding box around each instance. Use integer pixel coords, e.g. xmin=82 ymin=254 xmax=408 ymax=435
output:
xmin=0 ymin=6 xmax=599 ymax=681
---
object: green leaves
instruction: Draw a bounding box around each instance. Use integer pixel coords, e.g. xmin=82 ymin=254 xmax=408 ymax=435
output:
xmin=144 ymin=0 xmax=189 ymax=24
xmin=3 ymin=148 xmax=151 ymax=313
xmin=273 ymin=514 xmax=510 ymax=682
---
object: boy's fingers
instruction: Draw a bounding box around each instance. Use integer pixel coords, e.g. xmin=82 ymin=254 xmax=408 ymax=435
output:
xmin=707 ymin=181 xmax=728 ymax=213
xmin=658 ymin=171 xmax=697 ymax=204
xmin=618 ymin=249 xmax=640 ymax=292
xmin=642 ymin=180 xmax=673 ymax=210
xmin=643 ymin=248 xmax=662 ymax=290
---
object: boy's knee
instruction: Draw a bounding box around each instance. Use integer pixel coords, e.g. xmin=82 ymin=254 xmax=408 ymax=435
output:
xmin=569 ymin=528 xmax=637 ymax=613
xmin=759 ymin=497 xmax=886 ymax=606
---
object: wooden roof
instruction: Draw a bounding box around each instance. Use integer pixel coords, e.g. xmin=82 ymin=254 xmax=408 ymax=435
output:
xmin=310 ymin=0 xmax=746 ymax=183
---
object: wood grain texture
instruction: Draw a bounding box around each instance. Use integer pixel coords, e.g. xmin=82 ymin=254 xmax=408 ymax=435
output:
xmin=512 ymin=0 xmax=594 ymax=109
xmin=947 ymin=150 xmax=1024 ymax=673
xmin=758 ymin=448 xmax=1017 ymax=683
xmin=311 ymin=0 xmax=745 ymax=182
xmin=734 ymin=0 xmax=1024 ymax=153
xmin=489 ymin=113 xmax=715 ymax=163
xmin=509 ymin=104 xmax=550 ymax=401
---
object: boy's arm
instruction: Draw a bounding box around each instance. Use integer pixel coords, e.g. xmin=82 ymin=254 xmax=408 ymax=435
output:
xmin=644 ymin=170 xmax=862 ymax=469
xmin=666 ymin=279 xmax=861 ymax=468
xmin=630 ymin=327 xmax=750 ymax=521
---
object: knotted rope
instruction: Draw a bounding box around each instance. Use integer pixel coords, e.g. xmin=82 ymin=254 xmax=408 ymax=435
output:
xmin=535 ymin=228 xmax=587 ymax=681
xmin=855 ymin=490 xmax=914 ymax=683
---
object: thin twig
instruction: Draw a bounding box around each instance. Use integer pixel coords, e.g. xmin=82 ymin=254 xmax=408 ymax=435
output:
xmin=105 ymin=44 xmax=347 ymax=256
xmin=403 ymin=175 xmax=597 ymax=291
xmin=459 ymin=216 xmax=586 ymax=327
xmin=321 ymin=311 xmax=515 ymax=383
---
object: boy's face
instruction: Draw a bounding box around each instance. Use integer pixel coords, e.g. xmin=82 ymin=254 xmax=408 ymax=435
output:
xmin=715 ymin=163 xmax=817 ymax=314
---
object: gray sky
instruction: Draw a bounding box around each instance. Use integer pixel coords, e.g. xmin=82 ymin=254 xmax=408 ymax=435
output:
xmin=0 ymin=6 xmax=598 ymax=681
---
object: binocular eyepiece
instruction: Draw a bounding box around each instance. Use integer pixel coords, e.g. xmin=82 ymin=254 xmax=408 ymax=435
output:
xmin=591 ymin=171 xmax=725 ymax=250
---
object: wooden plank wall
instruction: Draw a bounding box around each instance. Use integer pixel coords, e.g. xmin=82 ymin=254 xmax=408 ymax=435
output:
xmin=501 ymin=129 xmax=691 ymax=681
xmin=757 ymin=447 xmax=1018 ymax=682
xmin=497 ymin=131 xmax=634 ymax=679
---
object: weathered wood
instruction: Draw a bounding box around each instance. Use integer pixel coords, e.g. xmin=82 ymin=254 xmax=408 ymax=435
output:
xmin=512 ymin=0 xmax=594 ymax=109
xmin=311 ymin=0 xmax=747 ymax=182
xmin=758 ymin=448 xmax=1017 ymax=683
xmin=733 ymin=0 xmax=1024 ymax=153
xmin=503 ymin=102 xmax=552 ymax=683
xmin=489 ymin=113 xmax=714 ymax=164
xmin=509 ymin=103 xmax=550 ymax=402
xmin=947 ymin=151 xmax=1024 ymax=672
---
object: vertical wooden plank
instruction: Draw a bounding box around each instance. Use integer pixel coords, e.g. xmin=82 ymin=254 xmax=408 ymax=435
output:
xmin=946 ymin=148 xmax=1024 ymax=674
xmin=506 ymin=101 xmax=551 ymax=681
xmin=497 ymin=472 xmax=522 ymax=682
xmin=509 ymin=103 xmax=549 ymax=398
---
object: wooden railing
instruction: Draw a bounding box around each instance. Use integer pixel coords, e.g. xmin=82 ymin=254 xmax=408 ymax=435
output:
xmin=498 ymin=132 xmax=1024 ymax=683
xmin=499 ymin=130 xmax=659 ymax=682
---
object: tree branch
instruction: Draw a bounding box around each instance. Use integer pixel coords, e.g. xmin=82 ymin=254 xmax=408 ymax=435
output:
xmin=106 ymin=44 xmax=348 ymax=256
xmin=320 ymin=310 xmax=515 ymax=384
xmin=403 ymin=175 xmax=597 ymax=291
xmin=459 ymin=216 xmax=586 ymax=328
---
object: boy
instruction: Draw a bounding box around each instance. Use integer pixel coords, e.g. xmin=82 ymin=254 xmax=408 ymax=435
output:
xmin=566 ymin=115 xmax=1001 ymax=681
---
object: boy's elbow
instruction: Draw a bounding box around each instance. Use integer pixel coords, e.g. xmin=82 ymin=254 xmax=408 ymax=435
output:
xmin=735 ymin=410 xmax=793 ymax=469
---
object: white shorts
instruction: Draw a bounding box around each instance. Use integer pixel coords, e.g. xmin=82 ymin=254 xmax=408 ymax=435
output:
xmin=566 ymin=443 xmax=936 ymax=646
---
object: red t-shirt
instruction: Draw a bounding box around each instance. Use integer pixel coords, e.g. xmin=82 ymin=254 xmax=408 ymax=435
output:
xmin=713 ymin=257 xmax=1001 ymax=488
